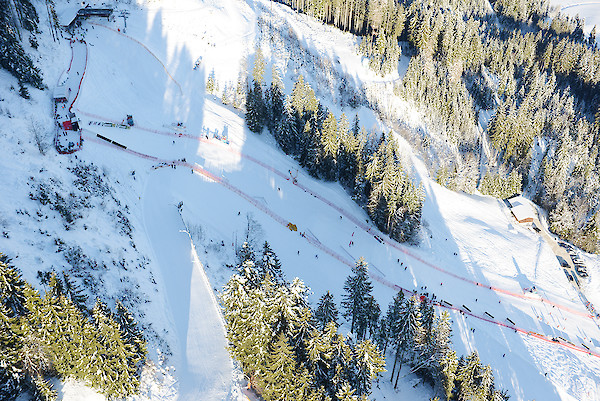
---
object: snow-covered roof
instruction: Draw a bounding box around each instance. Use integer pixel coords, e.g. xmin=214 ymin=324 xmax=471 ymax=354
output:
xmin=507 ymin=195 xmax=534 ymax=222
xmin=56 ymin=4 xmax=81 ymax=27
xmin=511 ymin=204 xmax=533 ymax=222
xmin=53 ymin=85 xmax=68 ymax=100
xmin=56 ymin=3 xmax=113 ymax=27
xmin=507 ymin=195 xmax=527 ymax=208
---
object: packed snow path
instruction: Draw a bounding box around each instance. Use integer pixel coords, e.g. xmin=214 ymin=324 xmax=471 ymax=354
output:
xmin=142 ymin=174 xmax=236 ymax=400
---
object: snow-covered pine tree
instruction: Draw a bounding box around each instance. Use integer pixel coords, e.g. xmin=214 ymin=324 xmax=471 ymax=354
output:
xmin=252 ymin=48 xmax=265 ymax=85
xmin=265 ymin=69 xmax=285 ymax=135
xmin=258 ymin=332 xmax=306 ymax=401
xmin=365 ymin=295 xmax=380 ymax=339
xmin=385 ymin=291 xmax=404 ymax=362
xmin=352 ymin=339 xmax=385 ymax=397
xmin=321 ymin=111 xmax=340 ymax=180
xmin=276 ymin=100 xmax=298 ymax=155
xmin=337 ymin=121 xmax=359 ymax=190
xmin=0 ymin=303 xmax=23 ymax=400
xmin=246 ymin=81 xmax=266 ymax=133
xmin=61 ymin=272 xmax=88 ymax=313
xmin=439 ymin=349 xmax=458 ymax=399
xmin=456 ymin=351 xmax=483 ymax=401
xmin=0 ymin=256 xmax=28 ymax=318
xmin=479 ymin=364 xmax=495 ymax=400
xmin=305 ymin=325 xmax=333 ymax=391
xmin=577 ymin=212 xmax=600 ymax=253
xmin=412 ymin=297 xmax=436 ymax=378
xmin=257 ymin=241 xmax=284 ymax=284
xmin=206 ymin=69 xmax=218 ymax=94
xmin=47 ymin=272 xmax=65 ymax=299
xmin=237 ymin=241 xmax=255 ymax=264
xmin=114 ymin=301 xmax=147 ymax=370
xmin=88 ymin=299 xmax=139 ymax=398
xmin=391 ymin=296 xmax=422 ymax=388
xmin=328 ymin=330 xmax=355 ymax=398
xmin=342 ymin=258 xmax=375 ymax=340
xmin=315 ymin=291 xmax=339 ymax=330
xmin=0 ymin=0 xmax=43 ymax=89
xmin=549 ymin=199 xmax=575 ymax=239
xmin=221 ymin=273 xmax=270 ymax=376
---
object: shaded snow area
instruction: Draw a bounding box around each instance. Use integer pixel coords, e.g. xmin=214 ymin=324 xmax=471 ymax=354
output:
xmin=2 ymin=0 xmax=600 ymax=400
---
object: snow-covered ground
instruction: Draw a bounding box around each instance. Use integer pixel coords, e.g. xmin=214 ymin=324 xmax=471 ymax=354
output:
xmin=550 ymin=0 xmax=600 ymax=42
xmin=2 ymin=0 xmax=600 ymax=400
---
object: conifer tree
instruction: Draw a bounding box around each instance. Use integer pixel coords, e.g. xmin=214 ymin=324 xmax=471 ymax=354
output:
xmin=0 ymin=256 xmax=28 ymax=318
xmin=265 ymin=69 xmax=285 ymax=135
xmin=352 ymin=339 xmax=385 ymax=396
xmin=114 ymin=301 xmax=147 ymax=370
xmin=305 ymin=324 xmax=335 ymax=393
xmin=0 ymin=303 xmax=23 ymax=400
xmin=259 ymin=332 xmax=305 ymax=401
xmin=315 ymin=291 xmax=339 ymax=330
xmin=89 ymin=300 xmax=139 ymax=398
xmin=257 ymin=241 xmax=284 ymax=284
xmin=277 ymin=100 xmax=299 ymax=155
xmin=440 ymin=349 xmax=458 ymax=399
xmin=329 ymin=330 xmax=355 ymax=397
xmin=0 ymin=0 xmax=43 ymax=88
xmin=246 ymin=81 xmax=266 ymax=133
xmin=342 ymin=258 xmax=376 ymax=340
xmin=60 ymin=272 xmax=88 ymax=313
xmin=321 ymin=111 xmax=340 ymax=180
xmin=206 ymin=69 xmax=218 ymax=94
xmin=385 ymin=291 xmax=405 ymax=354
xmin=391 ymin=296 xmax=422 ymax=388
xmin=456 ymin=351 xmax=483 ymax=401
xmin=238 ymin=241 xmax=255 ymax=264
xmin=577 ymin=212 xmax=600 ymax=253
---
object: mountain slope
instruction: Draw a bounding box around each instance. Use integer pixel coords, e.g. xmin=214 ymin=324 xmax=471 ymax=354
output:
xmin=1 ymin=0 xmax=600 ymax=400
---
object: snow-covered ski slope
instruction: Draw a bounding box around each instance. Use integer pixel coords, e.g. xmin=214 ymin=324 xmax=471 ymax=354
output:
xmin=71 ymin=0 xmax=600 ymax=399
xmin=2 ymin=0 xmax=600 ymax=399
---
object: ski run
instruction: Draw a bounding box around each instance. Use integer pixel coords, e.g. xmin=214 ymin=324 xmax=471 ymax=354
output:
xmin=1 ymin=0 xmax=600 ymax=400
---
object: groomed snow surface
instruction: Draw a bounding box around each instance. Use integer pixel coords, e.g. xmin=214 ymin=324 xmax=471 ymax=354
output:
xmin=2 ymin=0 xmax=600 ymax=400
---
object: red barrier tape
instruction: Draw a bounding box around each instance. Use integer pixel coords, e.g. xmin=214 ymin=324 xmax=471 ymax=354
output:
xmin=69 ymin=40 xmax=88 ymax=112
xmin=83 ymin=131 xmax=600 ymax=359
xmin=77 ymin=111 xmax=595 ymax=321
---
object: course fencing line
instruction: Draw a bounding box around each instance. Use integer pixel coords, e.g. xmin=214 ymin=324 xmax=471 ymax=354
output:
xmin=76 ymin=109 xmax=213 ymax=143
xmin=69 ymin=40 xmax=88 ymax=113
xmin=55 ymin=39 xmax=76 ymax=87
xmin=88 ymin=22 xmax=183 ymax=95
xmin=83 ymin=132 xmax=600 ymax=359
xmin=77 ymin=110 xmax=595 ymax=320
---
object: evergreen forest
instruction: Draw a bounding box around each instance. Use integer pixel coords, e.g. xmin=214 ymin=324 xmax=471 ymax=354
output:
xmin=0 ymin=0 xmax=44 ymax=96
xmin=243 ymin=0 xmax=600 ymax=253
xmin=221 ymin=242 xmax=509 ymax=400
xmin=246 ymin=51 xmax=424 ymax=244
xmin=0 ymin=254 xmax=147 ymax=401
